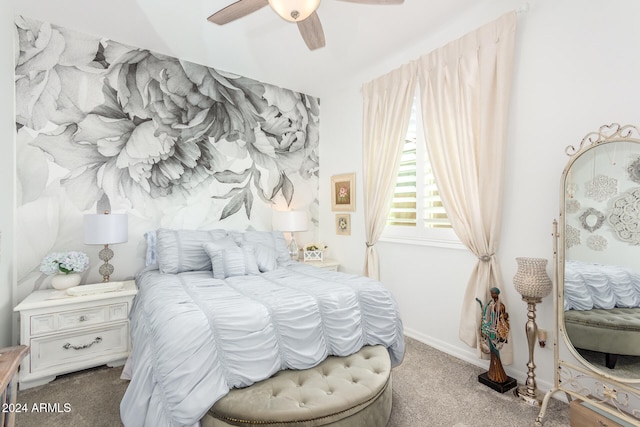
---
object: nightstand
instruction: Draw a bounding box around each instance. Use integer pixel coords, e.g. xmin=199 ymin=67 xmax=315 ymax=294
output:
xmin=303 ymin=258 xmax=340 ymax=272
xmin=13 ymin=280 xmax=137 ymax=389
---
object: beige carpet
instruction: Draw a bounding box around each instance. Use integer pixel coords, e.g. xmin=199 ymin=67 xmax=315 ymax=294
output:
xmin=14 ymin=337 xmax=570 ymax=427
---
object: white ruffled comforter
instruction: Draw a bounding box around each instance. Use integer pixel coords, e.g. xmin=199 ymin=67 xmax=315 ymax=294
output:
xmin=564 ymin=260 xmax=640 ymax=310
xmin=120 ymin=263 xmax=405 ymax=427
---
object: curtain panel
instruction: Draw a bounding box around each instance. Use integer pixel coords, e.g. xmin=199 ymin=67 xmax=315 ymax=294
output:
xmin=361 ymin=62 xmax=417 ymax=279
xmin=416 ymin=12 xmax=517 ymax=360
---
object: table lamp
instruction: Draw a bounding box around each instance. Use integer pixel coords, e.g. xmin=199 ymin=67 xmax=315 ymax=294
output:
xmin=272 ymin=210 xmax=308 ymax=260
xmin=84 ymin=211 xmax=128 ymax=282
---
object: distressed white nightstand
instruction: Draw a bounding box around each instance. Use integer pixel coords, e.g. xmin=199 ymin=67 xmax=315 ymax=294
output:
xmin=303 ymin=258 xmax=340 ymax=272
xmin=13 ymin=280 xmax=137 ymax=389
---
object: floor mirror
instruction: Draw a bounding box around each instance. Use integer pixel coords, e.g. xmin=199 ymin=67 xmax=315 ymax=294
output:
xmin=537 ymin=123 xmax=640 ymax=426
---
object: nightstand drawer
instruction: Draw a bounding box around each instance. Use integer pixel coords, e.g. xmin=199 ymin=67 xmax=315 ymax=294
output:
xmin=58 ymin=307 xmax=107 ymax=330
xmin=29 ymin=323 xmax=129 ymax=373
xmin=30 ymin=303 xmax=129 ymax=335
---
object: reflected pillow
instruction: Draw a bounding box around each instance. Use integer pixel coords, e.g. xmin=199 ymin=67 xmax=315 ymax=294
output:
xmin=157 ymin=228 xmax=228 ymax=274
xmin=203 ymin=238 xmax=260 ymax=279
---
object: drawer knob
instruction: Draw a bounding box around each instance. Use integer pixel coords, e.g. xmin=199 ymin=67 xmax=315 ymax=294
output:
xmin=79 ymin=315 xmax=87 ymax=322
xmin=62 ymin=336 xmax=103 ymax=351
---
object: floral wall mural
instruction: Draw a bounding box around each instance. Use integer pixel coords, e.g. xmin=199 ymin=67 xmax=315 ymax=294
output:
xmin=14 ymin=16 xmax=320 ymax=299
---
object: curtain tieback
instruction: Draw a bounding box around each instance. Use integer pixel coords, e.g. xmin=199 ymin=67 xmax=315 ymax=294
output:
xmin=478 ymin=253 xmax=495 ymax=262
xmin=366 ymin=243 xmax=374 ymax=248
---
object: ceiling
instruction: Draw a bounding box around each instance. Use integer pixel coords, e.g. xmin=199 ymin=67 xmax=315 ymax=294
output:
xmin=12 ymin=0 xmax=483 ymax=96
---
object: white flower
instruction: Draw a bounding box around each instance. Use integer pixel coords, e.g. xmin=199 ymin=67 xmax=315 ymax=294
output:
xmin=304 ymin=242 xmax=327 ymax=251
xmin=40 ymin=251 xmax=90 ymax=275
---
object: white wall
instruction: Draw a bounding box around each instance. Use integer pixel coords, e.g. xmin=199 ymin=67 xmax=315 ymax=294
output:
xmin=318 ymin=0 xmax=640 ymax=392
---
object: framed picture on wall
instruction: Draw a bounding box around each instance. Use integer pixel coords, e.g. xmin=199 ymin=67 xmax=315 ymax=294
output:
xmin=331 ymin=173 xmax=355 ymax=211
xmin=336 ymin=214 xmax=351 ymax=236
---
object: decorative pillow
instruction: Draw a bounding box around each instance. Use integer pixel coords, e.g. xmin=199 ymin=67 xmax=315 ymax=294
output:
xmin=239 ymin=241 xmax=278 ymax=272
xmin=237 ymin=231 xmax=291 ymax=265
xmin=144 ymin=230 xmax=157 ymax=267
xmin=203 ymin=238 xmax=260 ymax=279
xmin=156 ymin=228 xmax=228 ymax=274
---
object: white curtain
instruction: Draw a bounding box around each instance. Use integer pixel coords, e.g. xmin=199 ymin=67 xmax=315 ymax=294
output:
xmin=416 ymin=12 xmax=517 ymax=360
xmin=362 ymin=62 xmax=417 ymax=279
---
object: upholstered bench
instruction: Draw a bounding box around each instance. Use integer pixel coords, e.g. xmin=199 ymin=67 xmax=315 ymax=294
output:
xmin=201 ymin=345 xmax=392 ymax=427
xmin=564 ymin=308 xmax=640 ymax=368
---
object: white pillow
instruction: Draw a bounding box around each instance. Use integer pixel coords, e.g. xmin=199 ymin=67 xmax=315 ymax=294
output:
xmin=239 ymin=241 xmax=278 ymax=272
xmin=156 ymin=228 xmax=228 ymax=274
xmin=144 ymin=230 xmax=157 ymax=267
xmin=236 ymin=231 xmax=291 ymax=265
xmin=203 ymin=238 xmax=260 ymax=279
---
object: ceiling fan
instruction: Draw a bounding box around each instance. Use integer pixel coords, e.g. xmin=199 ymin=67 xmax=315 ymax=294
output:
xmin=207 ymin=0 xmax=404 ymax=51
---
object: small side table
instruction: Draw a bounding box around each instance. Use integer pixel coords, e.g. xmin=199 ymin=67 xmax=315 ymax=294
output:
xmin=303 ymin=258 xmax=340 ymax=272
xmin=0 ymin=345 xmax=29 ymax=427
xmin=14 ymin=280 xmax=137 ymax=389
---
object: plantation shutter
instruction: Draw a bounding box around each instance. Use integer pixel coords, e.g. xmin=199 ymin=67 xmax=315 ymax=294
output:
xmin=388 ymin=138 xmax=417 ymax=226
xmin=388 ymin=97 xmax=450 ymax=229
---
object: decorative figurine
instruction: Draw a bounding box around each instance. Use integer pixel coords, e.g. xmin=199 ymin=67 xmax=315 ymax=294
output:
xmin=476 ymin=287 xmax=517 ymax=392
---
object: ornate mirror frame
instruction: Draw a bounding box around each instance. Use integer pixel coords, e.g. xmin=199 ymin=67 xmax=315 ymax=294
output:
xmin=536 ymin=124 xmax=640 ymax=426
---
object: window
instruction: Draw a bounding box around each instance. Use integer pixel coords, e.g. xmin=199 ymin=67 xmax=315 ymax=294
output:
xmin=383 ymin=96 xmax=462 ymax=249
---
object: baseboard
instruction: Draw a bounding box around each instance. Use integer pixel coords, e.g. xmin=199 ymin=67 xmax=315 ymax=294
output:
xmin=402 ymin=327 xmax=566 ymax=403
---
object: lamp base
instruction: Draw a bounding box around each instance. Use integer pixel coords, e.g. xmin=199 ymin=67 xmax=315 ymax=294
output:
xmin=514 ymin=385 xmax=544 ymax=406
xmin=98 ymin=244 xmax=114 ymax=282
xmin=478 ymin=373 xmax=517 ymax=393
xmin=288 ymin=233 xmax=299 ymax=261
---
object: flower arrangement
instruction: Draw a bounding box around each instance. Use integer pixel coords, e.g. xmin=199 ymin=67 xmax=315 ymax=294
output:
xmin=303 ymin=243 xmax=327 ymax=262
xmin=40 ymin=251 xmax=90 ymax=275
xmin=304 ymin=243 xmax=328 ymax=252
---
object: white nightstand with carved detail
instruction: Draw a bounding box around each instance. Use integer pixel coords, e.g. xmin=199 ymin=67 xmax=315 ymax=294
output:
xmin=303 ymin=258 xmax=340 ymax=272
xmin=13 ymin=280 xmax=137 ymax=390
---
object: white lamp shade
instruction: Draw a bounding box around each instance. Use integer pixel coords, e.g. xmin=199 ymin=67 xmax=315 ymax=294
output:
xmin=268 ymin=0 xmax=320 ymax=22
xmin=272 ymin=210 xmax=308 ymax=232
xmin=84 ymin=213 xmax=128 ymax=245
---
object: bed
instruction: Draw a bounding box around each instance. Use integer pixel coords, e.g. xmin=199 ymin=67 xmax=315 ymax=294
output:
xmin=563 ymin=260 xmax=640 ymax=368
xmin=119 ymin=228 xmax=405 ymax=427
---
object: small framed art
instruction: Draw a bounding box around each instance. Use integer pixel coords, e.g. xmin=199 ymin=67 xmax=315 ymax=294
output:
xmin=336 ymin=214 xmax=351 ymax=236
xmin=331 ymin=173 xmax=355 ymax=211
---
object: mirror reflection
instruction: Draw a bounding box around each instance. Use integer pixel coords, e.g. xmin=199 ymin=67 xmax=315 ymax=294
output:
xmin=563 ymin=138 xmax=640 ymax=381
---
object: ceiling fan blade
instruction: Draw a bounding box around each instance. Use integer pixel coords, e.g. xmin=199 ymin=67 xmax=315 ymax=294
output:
xmin=207 ymin=0 xmax=268 ymax=25
xmin=335 ymin=0 xmax=404 ymax=4
xmin=297 ymin=11 xmax=325 ymax=51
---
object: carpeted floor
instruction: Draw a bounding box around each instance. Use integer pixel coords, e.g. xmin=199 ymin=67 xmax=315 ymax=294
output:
xmin=14 ymin=337 xmax=570 ymax=427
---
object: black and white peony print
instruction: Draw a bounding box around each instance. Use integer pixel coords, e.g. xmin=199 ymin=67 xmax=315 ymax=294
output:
xmin=14 ymin=16 xmax=320 ymax=296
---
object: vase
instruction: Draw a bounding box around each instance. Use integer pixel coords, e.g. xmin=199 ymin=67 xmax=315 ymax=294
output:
xmin=51 ymin=273 xmax=82 ymax=290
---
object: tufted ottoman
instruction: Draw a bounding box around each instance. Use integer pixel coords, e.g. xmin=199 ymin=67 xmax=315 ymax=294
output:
xmin=564 ymin=308 xmax=640 ymax=368
xmin=201 ymin=345 xmax=392 ymax=427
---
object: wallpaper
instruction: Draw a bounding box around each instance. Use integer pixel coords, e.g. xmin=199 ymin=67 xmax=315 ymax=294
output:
xmin=14 ymin=16 xmax=320 ymax=299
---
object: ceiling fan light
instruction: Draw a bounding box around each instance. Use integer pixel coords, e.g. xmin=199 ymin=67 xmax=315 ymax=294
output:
xmin=268 ymin=0 xmax=320 ymax=22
